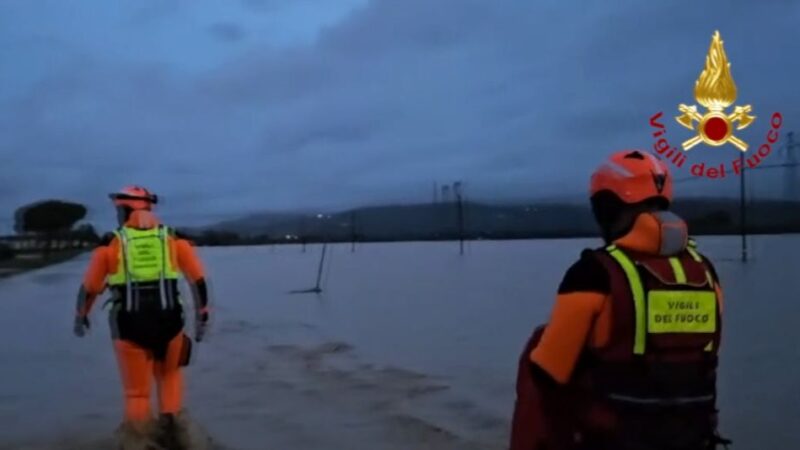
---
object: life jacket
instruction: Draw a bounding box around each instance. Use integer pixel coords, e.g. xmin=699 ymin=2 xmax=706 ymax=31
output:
xmin=107 ymin=225 xmax=184 ymax=358
xmin=573 ymin=240 xmax=723 ymax=449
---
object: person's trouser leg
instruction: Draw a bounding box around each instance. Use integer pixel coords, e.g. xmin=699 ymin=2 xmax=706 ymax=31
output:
xmin=154 ymin=332 xmax=185 ymax=415
xmin=113 ymin=339 xmax=154 ymax=423
xmin=153 ymin=332 xmax=191 ymax=449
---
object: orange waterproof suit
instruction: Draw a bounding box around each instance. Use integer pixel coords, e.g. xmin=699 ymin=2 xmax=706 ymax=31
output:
xmin=511 ymin=212 xmax=727 ymax=450
xmin=74 ymin=211 xmax=210 ymax=424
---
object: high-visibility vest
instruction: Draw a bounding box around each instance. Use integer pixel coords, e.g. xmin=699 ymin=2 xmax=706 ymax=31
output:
xmin=574 ymin=241 xmax=722 ymax=444
xmin=603 ymin=240 xmax=719 ymax=357
xmin=108 ymin=225 xmax=180 ymax=312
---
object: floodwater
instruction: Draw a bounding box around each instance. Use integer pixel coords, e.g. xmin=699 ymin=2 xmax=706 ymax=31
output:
xmin=0 ymin=236 xmax=798 ymax=449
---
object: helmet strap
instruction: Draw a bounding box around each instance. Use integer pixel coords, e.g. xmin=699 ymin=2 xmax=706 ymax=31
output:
xmin=592 ymin=193 xmax=666 ymax=244
xmin=605 ymin=208 xmax=643 ymax=243
xmin=116 ymin=206 xmax=133 ymax=227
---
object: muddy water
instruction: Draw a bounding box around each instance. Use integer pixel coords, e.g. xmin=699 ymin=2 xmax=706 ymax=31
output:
xmin=0 ymin=237 xmax=798 ymax=449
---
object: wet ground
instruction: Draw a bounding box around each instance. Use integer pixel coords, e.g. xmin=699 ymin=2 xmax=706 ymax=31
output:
xmin=0 ymin=236 xmax=798 ymax=449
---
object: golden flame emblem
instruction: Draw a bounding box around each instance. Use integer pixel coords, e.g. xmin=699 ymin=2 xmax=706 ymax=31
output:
xmin=676 ymin=31 xmax=755 ymax=152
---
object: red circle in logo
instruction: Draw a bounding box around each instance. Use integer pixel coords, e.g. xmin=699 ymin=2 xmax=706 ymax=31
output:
xmin=704 ymin=117 xmax=728 ymax=141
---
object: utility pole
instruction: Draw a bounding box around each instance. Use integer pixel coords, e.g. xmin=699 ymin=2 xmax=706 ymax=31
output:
xmin=300 ymin=218 xmax=307 ymax=253
xmin=784 ymin=131 xmax=799 ymax=201
xmin=739 ymin=152 xmax=747 ymax=263
xmin=289 ymin=241 xmax=327 ymax=295
xmin=442 ymin=185 xmax=451 ymax=203
xmin=678 ymin=131 xmax=800 ymax=264
xmin=313 ymin=242 xmax=327 ymax=293
xmin=350 ymin=211 xmax=357 ymax=253
xmin=454 ymin=181 xmax=465 ymax=255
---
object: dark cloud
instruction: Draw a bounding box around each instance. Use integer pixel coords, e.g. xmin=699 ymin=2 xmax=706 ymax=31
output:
xmin=208 ymin=22 xmax=246 ymax=43
xmin=126 ymin=0 xmax=184 ymax=26
xmin=1 ymin=0 xmax=799 ymax=230
xmin=240 ymin=0 xmax=280 ymax=13
xmin=239 ymin=0 xmax=339 ymax=15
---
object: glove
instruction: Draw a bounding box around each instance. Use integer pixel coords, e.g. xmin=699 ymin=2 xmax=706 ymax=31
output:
xmin=73 ymin=315 xmax=90 ymax=338
xmin=194 ymin=310 xmax=209 ymax=342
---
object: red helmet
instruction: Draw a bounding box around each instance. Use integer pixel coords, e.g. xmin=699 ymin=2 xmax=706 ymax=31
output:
xmin=109 ymin=185 xmax=158 ymax=211
xmin=590 ymin=150 xmax=673 ymax=205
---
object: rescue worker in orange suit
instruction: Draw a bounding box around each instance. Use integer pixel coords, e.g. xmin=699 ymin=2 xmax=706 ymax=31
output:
xmin=510 ymin=150 xmax=730 ymax=450
xmin=73 ymin=186 xmax=211 ymax=449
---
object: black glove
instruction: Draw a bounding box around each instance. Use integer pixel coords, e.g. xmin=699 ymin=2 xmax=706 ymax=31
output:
xmin=73 ymin=315 xmax=90 ymax=338
xmin=194 ymin=310 xmax=209 ymax=342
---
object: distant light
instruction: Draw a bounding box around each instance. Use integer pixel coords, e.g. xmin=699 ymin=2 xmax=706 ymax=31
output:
xmin=317 ymin=214 xmax=324 ymax=219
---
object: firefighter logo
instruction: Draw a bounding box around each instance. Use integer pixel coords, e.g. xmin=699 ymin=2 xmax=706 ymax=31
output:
xmin=675 ymin=31 xmax=755 ymax=152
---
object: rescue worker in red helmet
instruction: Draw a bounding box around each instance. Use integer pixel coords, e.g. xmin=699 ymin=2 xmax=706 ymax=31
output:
xmin=510 ymin=151 xmax=730 ymax=450
xmin=73 ymin=186 xmax=211 ymax=449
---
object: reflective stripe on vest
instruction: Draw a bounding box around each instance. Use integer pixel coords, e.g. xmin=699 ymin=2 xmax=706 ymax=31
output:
xmin=108 ymin=226 xmax=179 ymax=312
xmin=686 ymin=242 xmax=716 ymax=351
xmin=606 ymin=245 xmax=718 ymax=355
xmin=686 ymin=242 xmax=715 ymax=288
xmin=606 ymin=245 xmax=647 ymax=355
xmin=668 ymin=257 xmax=687 ymax=283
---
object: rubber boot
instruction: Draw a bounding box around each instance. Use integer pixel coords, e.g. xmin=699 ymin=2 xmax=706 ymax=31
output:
xmin=154 ymin=412 xmax=192 ymax=450
xmin=114 ymin=420 xmax=159 ymax=450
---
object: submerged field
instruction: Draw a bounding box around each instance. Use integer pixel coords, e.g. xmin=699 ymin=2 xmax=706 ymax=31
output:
xmin=0 ymin=236 xmax=797 ymax=449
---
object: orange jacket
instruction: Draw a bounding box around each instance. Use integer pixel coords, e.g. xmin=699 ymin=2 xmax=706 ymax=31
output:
xmin=530 ymin=212 xmax=724 ymax=384
xmin=76 ymin=211 xmax=206 ymax=318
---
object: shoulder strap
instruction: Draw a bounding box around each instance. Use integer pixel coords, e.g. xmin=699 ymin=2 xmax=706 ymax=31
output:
xmin=604 ymin=245 xmax=647 ymax=355
xmin=684 ymin=239 xmax=715 ymax=288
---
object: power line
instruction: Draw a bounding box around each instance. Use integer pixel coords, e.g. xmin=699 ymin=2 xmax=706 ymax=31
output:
xmin=781 ymin=132 xmax=800 ymax=200
xmin=673 ymin=159 xmax=800 ymax=184
xmin=671 ymin=131 xmax=799 ymax=263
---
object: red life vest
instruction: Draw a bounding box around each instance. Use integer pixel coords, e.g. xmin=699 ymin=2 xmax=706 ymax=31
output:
xmin=573 ymin=241 xmax=723 ymax=449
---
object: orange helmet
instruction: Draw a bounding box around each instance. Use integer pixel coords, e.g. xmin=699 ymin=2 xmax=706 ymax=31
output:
xmin=109 ymin=185 xmax=158 ymax=211
xmin=590 ymin=150 xmax=672 ymax=205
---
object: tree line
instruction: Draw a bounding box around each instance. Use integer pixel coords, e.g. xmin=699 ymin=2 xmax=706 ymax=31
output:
xmin=0 ymin=200 xmax=100 ymax=261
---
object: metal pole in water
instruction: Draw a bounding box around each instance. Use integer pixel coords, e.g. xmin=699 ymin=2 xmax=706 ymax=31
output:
xmin=784 ymin=132 xmax=798 ymax=201
xmin=739 ymin=152 xmax=747 ymax=263
xmin=350 ymin=211 xmax=356 ymax=253
xmin=288 ymin=241 xmax=327 ymax=294
xmin=457 ymin=193 xmax=464 ymax=255
xmin=454 ymin=181 xmax=465 ymax=256
xmin=314 ymin=242 xmax=327 ymax=292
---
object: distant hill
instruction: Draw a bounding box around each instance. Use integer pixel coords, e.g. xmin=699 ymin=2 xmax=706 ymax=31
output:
xmin=211 ymin=211 xmax=310 ymax=235
xmin=179 ymin=198 xmax=800 ymax=245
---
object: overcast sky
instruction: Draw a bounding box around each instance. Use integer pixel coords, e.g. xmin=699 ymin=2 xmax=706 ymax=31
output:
xmin=1 ymin=0 xmax=799 ymax=230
